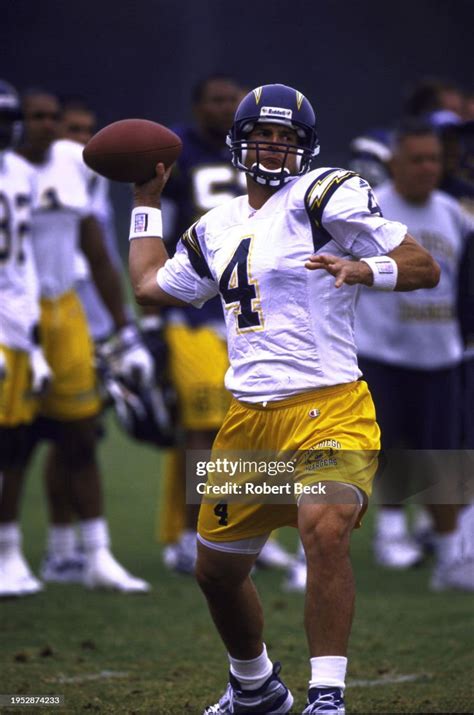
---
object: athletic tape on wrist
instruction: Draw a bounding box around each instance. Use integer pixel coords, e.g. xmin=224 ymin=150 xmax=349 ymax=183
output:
xmin=129 ymin=207 xmax=163 ymax=240
xmin=360 ymin=256 xmax=398 ymax=290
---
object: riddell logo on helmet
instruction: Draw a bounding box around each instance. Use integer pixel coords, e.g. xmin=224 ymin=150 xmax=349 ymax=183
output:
xmin=260 ymin=106 xmax=293 ymax=120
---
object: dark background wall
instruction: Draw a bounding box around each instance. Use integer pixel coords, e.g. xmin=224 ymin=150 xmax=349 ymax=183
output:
xmin=3 ymin=0 xmax=472 ymax=231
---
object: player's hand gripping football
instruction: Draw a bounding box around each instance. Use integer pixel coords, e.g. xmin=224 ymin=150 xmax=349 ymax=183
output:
xmin=132 ymin=162 xmax=174 ymax=209
xmin=305 ymin=253 xmax=374 ymax=288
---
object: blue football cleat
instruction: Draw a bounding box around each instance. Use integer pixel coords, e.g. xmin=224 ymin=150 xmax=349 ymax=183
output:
xmin=302 ymin=687 xmax=345 ymax=714
xmin=203 ymin=662 xmax=293 ymax=714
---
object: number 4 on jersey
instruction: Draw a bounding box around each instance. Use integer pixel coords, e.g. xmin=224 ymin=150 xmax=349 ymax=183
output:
xmin=219 ymin=237 xmax=263 ymax=331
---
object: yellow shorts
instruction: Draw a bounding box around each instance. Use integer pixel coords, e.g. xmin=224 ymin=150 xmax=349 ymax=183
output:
xmin=39 ymin=291 xmax=101 ymax=421
xmin=165 ymin=324 xmax=231 ymax=431
xmin=0 ymin=346 xmax=39 ymax=427
xmin=198 ymin=380 xmax=380 ymax=542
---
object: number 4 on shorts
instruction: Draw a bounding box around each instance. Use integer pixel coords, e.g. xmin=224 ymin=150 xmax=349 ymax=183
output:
xmin=214 ymin=502 xmax=228 ymax=526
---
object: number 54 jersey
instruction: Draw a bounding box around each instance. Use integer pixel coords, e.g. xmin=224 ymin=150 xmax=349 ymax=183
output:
xmin=158 ymin=168 xmax=408 ymax=403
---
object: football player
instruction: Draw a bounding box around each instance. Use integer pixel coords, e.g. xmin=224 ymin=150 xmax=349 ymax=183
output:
xmin=5 ymin=88 xmax=153 ymax=593
xmin=37 ymin=97 xmax=145 ymax=586
xmin=128 ymin=84 xmax=439 ymax=714
xmin=0 ymin=80 xmax=51 ymax=597
xmin=148 ymin=75 xmax=293 ymax=574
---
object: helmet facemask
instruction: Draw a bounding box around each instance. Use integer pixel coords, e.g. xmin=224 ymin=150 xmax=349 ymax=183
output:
xmin=228 ymin=125 xmax=317 ymax=186
xmin=227 ymin=84 xmax=320 ymax=187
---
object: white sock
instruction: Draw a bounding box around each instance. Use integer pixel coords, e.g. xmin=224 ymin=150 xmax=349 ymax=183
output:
xmin=79 ymin=518 xmax=110 ymax=554
xmin=434 ymin=531 xmax=460 ymax=567
xmin=229 ymin=643 xmax=273 ymax=690
xmin=413 ymin=508 xmax=433 ymax=533
xmin=0 ymin=522 xmax=21 ymax=556
xmin=309 ymin=656 xmax=347 ymax=690
xmin=47 ymin=525 xmax=77 ymax=559
xmin=180 ymin=529 xmax=197 ymax=551
xmin=376 ymin=508 xmax=407 ymax=538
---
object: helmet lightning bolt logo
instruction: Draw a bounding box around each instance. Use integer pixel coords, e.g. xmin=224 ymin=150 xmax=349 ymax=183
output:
xmin=253 ymin=87 xmax=263 ymax=105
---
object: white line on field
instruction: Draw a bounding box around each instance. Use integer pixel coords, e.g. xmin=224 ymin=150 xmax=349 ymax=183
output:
xmin=50 ymin=671 xmax=430 ymax=687
xmin=350 ymin=674 xmax=431 ymax=687
xmin=51 ymin=670 xmax=130 ymax=684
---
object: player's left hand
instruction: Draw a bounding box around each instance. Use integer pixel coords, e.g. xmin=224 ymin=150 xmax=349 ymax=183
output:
xmin=113 ymin=323 xmax=155 ymax=388
xmin=29 ymin=346 xmax=53 ymax=396
xmin=305 ymin=253 xmax=374 ymax=288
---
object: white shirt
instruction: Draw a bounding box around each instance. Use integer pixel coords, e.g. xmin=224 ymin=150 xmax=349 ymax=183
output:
xmin=158 ymin=168 xmax=406 ymax=402
xmin=0 ymin=151 xmax=39 ymax=350
xmin=29 ymin=139 xmax=94 ymax=299
xmin=355 ymin=182 xmax=474 ymax=369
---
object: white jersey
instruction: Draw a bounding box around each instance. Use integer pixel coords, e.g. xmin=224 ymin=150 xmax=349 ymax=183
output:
xmin=29 ymin=139 xmax=93 ymax=299
xmin=158 ymin=168 xmax=406 ymax=402
xmin=0 ymin=151 xmax=39 ymax=350
xmin=73 ymin=173 xmax=123 ymax=341
xmin=355 ymin=183 xmax=474 ymax=369
xmin=74 ymin=173 xmax=119 ymax=281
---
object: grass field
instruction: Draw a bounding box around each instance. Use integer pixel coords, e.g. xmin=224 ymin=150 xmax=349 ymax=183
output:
xmin=1 ymin=414 xmax=473 ymax=714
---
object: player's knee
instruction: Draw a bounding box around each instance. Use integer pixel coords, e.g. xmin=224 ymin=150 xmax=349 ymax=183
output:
xmin=301 ymin=509 xmax=354 ymax=560
xmin=195 ymin=557 xmax=246 ymax=595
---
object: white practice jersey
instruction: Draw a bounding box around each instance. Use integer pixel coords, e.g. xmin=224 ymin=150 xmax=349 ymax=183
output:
xmin=73 ymin=173 xmax=123 ymax=341
xmin=29 ymin=139 xmax=93 ymax=299
xmin=74 ymin=173 xmax=119 ymax=281
xmin=355 ymin=183 xmax=474 ymax=369
xmin=0 ymin=150 xmax=39 ymax=350
xmin=158 ymin=168 xmax=407 ymax=402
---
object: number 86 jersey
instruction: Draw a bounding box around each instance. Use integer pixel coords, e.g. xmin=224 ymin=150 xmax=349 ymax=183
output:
xmin=0 ymin=151 xmax=39 ymax=351
xmin=158 ymin=168 xmax=407 ymax=403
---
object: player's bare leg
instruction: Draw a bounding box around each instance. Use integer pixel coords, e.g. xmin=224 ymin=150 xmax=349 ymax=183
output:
xmin=298 ymin=483 xmax=361 ymax=656
xmin=295 ymin=482 xmax=361 ymax=713
xmin=47 ymin=416 xmax=150 ymax=592
xmin=51 ymin=417 xmax=103 ymax=520
xmin=0 ymin=426 xmax=42 ymax=596
xmin=197 ymin=542 xmax=295 ymax=714
xmin=40 ymin=442 xmax=89 ymax=584
xmin=196 ymin=543 xmax=262 ymax=658
xmin=43 ymin=445 xmax=76 ymax=523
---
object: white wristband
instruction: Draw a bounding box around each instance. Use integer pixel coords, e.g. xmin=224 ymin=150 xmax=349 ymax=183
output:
xmin=360 ymin=256 xmax=398 ymax=290
xmin=129 ymin=207 xmax=163 ymax=240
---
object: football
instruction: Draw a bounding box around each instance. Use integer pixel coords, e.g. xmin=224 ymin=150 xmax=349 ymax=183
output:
xmin=83 ymin=118 xmax=182 ymax=183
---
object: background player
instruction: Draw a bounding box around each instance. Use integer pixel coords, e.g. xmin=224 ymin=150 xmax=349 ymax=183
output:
xmin=0 ymin=88 xmax=152 ymax=593
xmin=38 ymin=96 xmax=145 ymax=585
xmin=0 ymin=79 xmax=52 ymax=597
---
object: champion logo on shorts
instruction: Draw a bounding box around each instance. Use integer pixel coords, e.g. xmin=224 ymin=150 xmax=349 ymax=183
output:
xmin=308 ymin=408 xmax=320 ymax=418
xmin=134 ymin=212 xmax=148 ymax=232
